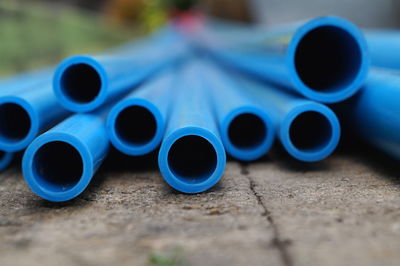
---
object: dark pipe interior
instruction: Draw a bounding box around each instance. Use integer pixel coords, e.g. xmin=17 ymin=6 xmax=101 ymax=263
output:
xmin=61 ymin=63 xmax=101 ymax=103
xmin=295 ymin=26 xmax=362 ymax=92
xmin=0 ymin=103 xmax=31 ymax=142
xmin=115 ymin=106 xmax=157 ymax=146
xmin=168 ymin=135 xmax=217 ymax=183
xmin=228 ymin=113 xmax=267 ymax=149
xmin=289 ymin=111 xmax=332 ymax=152
xmin=0 ymin=151 xmax=5 ymax=160
xmin=33 ymin=141 xmax=83 ymax=192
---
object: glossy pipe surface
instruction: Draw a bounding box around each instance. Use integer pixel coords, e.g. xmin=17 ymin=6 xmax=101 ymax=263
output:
xmin=158 ymin=61 xmax=226 ymax=193
xmin=236 ymin=74 xmax=341 ymax=162
xmin=54 ymin=28 xmax=187 ymax=112
xmin=192 ymin=16 xmax=369 ymax=103
xmin=339 ymin=68 xmax=400 ymax=159
xmin=198 ymin=60 xmax=275 ymax=161
xmin=365 ymin=30 xmax=400 ymax=69
xmin=0 ymin=77 xmax=70 ymax=152
xmin=106 ymin=68 xmax=176 ymax=156
xmin=23 ymin=106 xmax=111 ymax=202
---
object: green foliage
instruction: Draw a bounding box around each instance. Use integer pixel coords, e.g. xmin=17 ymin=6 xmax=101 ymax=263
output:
xmin=0 ymin=1 xmax=140 ymax=77
xmin=148 ymin=247 xmax=186 ymax=266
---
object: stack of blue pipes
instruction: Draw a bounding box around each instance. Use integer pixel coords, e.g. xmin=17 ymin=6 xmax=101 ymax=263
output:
xmin=1 ymin=15 xmax=399 ymax=202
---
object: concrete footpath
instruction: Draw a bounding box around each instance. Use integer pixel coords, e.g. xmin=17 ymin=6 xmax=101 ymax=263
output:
xmin=0 ymin=145 xmax=399 ymax=266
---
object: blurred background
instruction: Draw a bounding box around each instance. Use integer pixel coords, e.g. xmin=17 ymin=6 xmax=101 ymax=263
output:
xmin=1 ymin=0 xmax=400 ymax=77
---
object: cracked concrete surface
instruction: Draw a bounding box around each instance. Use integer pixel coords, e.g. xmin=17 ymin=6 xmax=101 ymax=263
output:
xmin=0 ymin=144 xmax=400 ymax=266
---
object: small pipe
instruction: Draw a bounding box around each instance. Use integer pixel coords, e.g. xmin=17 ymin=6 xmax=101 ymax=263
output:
xmin=53 ymin=29 xmax=187 ymax=113
xmin=0 ymin=151 xmax=13 ymax=172
xmin=22 ymin=107 xmax=111 ymax=202
xmin=236 ymin=74 xmax=341 ymax=162
xmin=365 ymin=30 xmax=400 ymax=69
xmin=158 ymin=61 xmax=226 ymax=193
xmin=338 ymin=68 xmax=400 ymax=159
xmin=106 ymin=68 xmax=176 ymax=156
xmin=192 ymin=16 xmax=369 ymax=103
xmin=0 ymin=78 xmax=71 ymax=152
xmin=197 ymin=60 xmax=275 ymax=161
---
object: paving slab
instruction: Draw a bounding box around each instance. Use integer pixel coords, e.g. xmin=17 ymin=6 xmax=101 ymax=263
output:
xmin=0 ymin=145 xmax=399 ymax=266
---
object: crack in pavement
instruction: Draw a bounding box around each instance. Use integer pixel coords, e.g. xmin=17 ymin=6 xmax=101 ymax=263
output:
xmin=240 ymin=163 xmax=294 ymax=266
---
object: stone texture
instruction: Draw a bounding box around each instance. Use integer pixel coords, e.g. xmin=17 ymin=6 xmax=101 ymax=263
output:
xmin=0 ymin=145 xmax=400 ymax=266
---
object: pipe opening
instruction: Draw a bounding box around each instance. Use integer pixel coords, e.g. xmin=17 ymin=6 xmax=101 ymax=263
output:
xmin=295 ymin=26 xmax=361 ymax=92
xmin=115 ymin=106 xmax=157 ymax=146
xmin=33 ymin=141 xmax=83 ymax=193
xmin=289 ymin=111 xmax=332 ymax=152
xmin=0 ymin=151 xmax=5 ymax=160
xmin=228 ymin=113 xmax=267 ymax=149
xmin=61 ymin=63 xmax=101 ymax=103
xmin=168 ymin=135 xmax=217 ymax=184
xmin=0 ymin=103 xmax=31 ymax=143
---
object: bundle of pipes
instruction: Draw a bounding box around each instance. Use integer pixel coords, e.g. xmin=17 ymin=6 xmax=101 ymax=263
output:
xmin=2 ymin=15 xmax=400 ymax=202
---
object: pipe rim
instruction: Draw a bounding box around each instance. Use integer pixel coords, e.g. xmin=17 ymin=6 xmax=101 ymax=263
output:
xmin=22 ymin=132 xmax=93 ymax=202
xmin=53 ymin=55 xmax=108 ymax=112
xmin=280 ymin=103 xmax=340 ymax=162
xmin=287 ymin=16 xmax=369 ymax=103
xmin=221 ymin=106 xmax=275 ymax=161
xmin=0 ymin=96 xmax=38 ymax=152
xmin=107 ymin=98 xmax=164 ymax=156
xmin=158 ymin=126 xmax=226 ymax=194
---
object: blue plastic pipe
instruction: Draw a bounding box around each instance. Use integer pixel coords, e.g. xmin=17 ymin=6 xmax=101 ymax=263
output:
xmin=235 ymin=74 xmax=341 ymax=162
xmin=339 ymin=68 xmax=400 ymax=159
xmin=197 ymin=60 xmax=275 ymax=161
xmin=365 ymin=30 xmax=400 ymax=69
xmin=0 ymin=76 xmax=71 ymax=152
xmin=54 ymin=29 xmax=187 ymax=113
xmin=0 ymin=151 xmax=13 ymax=171
xmin=193 ymin=16 xmax=369 ymax=103
xmin=22 ymin=106 xmax=111 ymax=202
xmin=106 ymin=68 xmax=176 ymax=156
xmin=158 ymin=61 xmax=226 ymax=193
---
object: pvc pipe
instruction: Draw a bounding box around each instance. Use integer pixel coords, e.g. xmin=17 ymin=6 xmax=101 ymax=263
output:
xmin=197 ymin=60 xmax=275 ymax=161
xmin=192 ymin=16 xmax=369 ymax=103
xmin=0 ymin=78 xmax=71 ymax=152
xmin=158 ymin=61 xmax=226 ymax=193
xmin=106 ymin=68 xmax=176 ymax=156
xmin=0 ymin=151 xmax=13 ymax=172
xmin=365 ymin=30 xmax=400 ymax=69
xmin=54 ymin=29 xmax=186 ymax=113
xmin=22 ymin=107 xmax=111 ymax=202
xmin=339 ymin=68 xmax=400 ymax=159
xmin=236 ymin=74 xmax=341 ymax=162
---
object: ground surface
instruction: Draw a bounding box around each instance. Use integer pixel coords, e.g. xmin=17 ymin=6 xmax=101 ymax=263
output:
xmin=1 ymin=144 xmax=400 ymax=266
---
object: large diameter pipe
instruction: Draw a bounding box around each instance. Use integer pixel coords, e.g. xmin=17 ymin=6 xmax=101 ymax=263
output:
xmin=236 ymin=74 xmax=341 ymax=162
xmin=54 ymin=29 xmax=187 ymax=113
xmin=193 ymin=16 xmax=369 ymax=103
xmin=365 ymin=30 xmax=400 ymax=69
xmin=106 ymin=68 xmax=176 ymax=156
xmin=339 ymin=69 xmax=400 ymax=159
xmin=197 ymin=60 xmax=275 ymax=161
xmin=158 ymin=61 xmax=226 ymax=193
xmin=0 ymin=79 xmax=71 ymax=152
xmin=22 ymin=107 xmax=111 ymax=202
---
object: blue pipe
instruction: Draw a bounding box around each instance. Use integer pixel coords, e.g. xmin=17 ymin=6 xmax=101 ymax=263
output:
xmin=194 ymin=16 xmax=369 ymax=103
xmin=339 ymin=68 xmax=400 ymax=159
xmin=22 ymin=107 xmax=111 ymax=202
xmin=236 ymin=74 xmax=341 ymax=162
xmin=106 ymin=68 xmax=176 ymax=156
xmin=158 ymin=61 xmax=226 ymax=193
xmin=365 ymin=30 xmax=400 ymax=69
xmin=53 ymin=29 xmax=187 ymax=113
xmin=0 ymin=151 xmax=13 ymax=172
xmin=197 ymin=60 xmax=275 ymax=161
xmin=0 ymin=77 xmax=71 ymax=152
